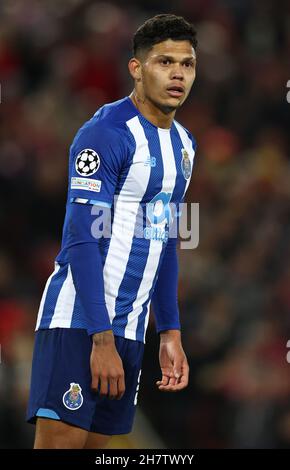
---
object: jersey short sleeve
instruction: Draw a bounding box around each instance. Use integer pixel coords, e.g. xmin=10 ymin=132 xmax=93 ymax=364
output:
xmin=69 ymin=123 xmax=128 ymax=208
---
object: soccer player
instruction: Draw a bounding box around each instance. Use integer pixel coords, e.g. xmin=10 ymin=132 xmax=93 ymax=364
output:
xmin=27 ymin=13 xmax=197 ymax=449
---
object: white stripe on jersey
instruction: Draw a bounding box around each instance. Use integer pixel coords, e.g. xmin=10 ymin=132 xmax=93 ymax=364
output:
xmin=143 ymin=301 xmax=151 ymax=343
xmin=49 ymin=264 xmax=76 ymax=328
xmin=103 ymin=116 xmax=151 ymax=325
xmin=124 ymin=128 xmax=178 ymax=341
xmin=174 ymin=121 xmax=196 ymax=196
xmin=35 ymin=262 xmax=60 ymax=330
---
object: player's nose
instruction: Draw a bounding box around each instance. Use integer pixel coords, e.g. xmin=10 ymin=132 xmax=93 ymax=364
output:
xmin=170 ymin=63 xmax=184 ymax=81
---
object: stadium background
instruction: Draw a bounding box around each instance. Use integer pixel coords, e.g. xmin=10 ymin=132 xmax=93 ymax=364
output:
xmin=1 ymin=0 xmax=290 ymax=449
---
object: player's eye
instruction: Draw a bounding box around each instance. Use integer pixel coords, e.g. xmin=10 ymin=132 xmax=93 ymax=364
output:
xmin=183 ymin=62 xmax=194 ymax=68
xmin=160 ymin=59 xmax=172 ymax=66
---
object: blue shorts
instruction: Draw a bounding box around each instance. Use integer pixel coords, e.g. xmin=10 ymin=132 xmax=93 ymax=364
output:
xmin=27 ymin=328 xmax=144 ymax=435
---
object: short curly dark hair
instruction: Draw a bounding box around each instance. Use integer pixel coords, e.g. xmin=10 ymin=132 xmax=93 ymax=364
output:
xmin=133 ymin=14 xmax=197 ymax=58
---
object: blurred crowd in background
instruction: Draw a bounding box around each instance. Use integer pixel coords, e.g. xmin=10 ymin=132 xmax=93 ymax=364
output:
xmin=1 ymin=0 xmax=290 ymax=449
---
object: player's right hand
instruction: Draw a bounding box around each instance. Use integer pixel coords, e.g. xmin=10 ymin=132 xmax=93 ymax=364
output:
xmin=90 ymin=330 xmax=125 ymax=400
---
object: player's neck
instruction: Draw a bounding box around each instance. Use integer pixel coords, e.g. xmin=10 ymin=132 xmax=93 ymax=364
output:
xmin=129 ymin=91 xmax=175 ymax=129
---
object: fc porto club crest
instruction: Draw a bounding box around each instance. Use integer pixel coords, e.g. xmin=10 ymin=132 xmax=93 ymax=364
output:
xmin=181 ymin=148 xmax=191 ymax=180
xmin=63 ymin=383 xmax=83 ymax=410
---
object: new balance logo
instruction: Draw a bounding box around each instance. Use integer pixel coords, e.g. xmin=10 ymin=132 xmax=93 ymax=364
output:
xmin=144 ymin=156 xmax=156 ymax=167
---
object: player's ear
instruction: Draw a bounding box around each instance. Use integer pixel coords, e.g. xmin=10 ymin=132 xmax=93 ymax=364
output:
xmin=128 ymin=58 xmax=142 ymax=82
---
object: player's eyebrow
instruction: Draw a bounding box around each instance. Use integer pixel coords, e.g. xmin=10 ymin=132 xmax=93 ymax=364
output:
xmin=155 ymin=54 xmax=196 ymax=62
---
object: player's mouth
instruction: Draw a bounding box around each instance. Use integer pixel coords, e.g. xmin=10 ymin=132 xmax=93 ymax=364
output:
xmin=166 ymin=85 xmax=185 ymax=98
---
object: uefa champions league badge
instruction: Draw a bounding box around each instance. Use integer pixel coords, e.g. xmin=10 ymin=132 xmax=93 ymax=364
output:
xmin=181 ymin=148 xmax=191 ymax=180
xmin=75 ymin=149 xmax=100 ymax=176
xmin=63 ymin=383 xmax=83 ymax=410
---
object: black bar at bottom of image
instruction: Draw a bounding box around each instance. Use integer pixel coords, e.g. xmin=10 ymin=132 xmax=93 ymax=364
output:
xmin=0 ymin=448 xmax=285 ymax=466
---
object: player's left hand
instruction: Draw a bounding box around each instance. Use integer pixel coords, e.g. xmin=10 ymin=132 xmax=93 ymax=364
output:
xmin=156 ymin=329 xmax=189 ymax=392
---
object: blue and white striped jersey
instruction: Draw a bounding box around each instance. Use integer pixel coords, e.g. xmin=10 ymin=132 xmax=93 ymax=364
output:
xmin=36 ymin=97 xmax=196 ymax=343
